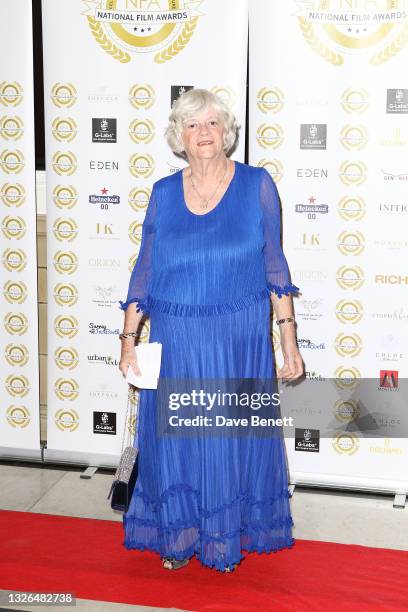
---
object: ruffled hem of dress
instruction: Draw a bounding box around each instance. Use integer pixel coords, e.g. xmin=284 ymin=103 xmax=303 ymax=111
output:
xmin=267 ymin=282 xmax=300 ymax=298
xmin=118 ymin=296 xmax=149 ymax=314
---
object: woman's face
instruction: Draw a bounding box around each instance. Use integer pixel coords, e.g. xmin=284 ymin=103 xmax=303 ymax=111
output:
xmin=180 ymin=106 xmax=225 ymax=162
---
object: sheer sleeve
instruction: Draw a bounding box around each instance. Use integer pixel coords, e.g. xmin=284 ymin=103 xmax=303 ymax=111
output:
xmin=259 ymin=168 xmax=299 ymax=298
xmin=118 ymin=183 xmax=158 ymax=314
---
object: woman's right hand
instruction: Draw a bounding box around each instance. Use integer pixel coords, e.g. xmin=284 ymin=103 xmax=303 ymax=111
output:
xmin=119 ymin=343 xmax=142 ymax=378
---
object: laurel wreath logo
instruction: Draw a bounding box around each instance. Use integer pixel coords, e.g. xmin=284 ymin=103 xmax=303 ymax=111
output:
xmin=298 ymin=17 xmax=343 ymax=66
xmin=370 ymin=21 xmax=408 ymax=66
xmin=154 ymin=16 xmax=199 ymax=63
xmin=87 ymin=16 xmax=131 ymax=63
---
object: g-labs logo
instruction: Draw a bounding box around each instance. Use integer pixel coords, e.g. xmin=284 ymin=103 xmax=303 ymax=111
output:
xmin=295 ymin=428 xmax=320 ymax=452
xmin=92 ymin=118 xmax=117 ymax=143
xmin=300 ymin=124 xmax=327 ymax=150
xmin=93 ymin=411 xmax=116 ymax=435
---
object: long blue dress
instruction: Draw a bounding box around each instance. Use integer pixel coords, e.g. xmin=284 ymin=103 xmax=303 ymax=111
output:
xmin=119 ymin=160 xmax=299 ymax=571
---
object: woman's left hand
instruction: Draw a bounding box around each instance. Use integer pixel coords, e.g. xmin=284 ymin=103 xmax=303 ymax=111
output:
xmin=277 ymin=341 xmax=304 ymax=381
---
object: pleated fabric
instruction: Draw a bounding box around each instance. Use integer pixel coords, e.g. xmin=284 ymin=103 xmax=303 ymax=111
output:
xmin=120 ymin=161 xmax=299 ymax=571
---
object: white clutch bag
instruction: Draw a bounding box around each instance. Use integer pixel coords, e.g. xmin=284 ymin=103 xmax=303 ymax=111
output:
xmin=125 ymin=341 xmax=162 ymax=389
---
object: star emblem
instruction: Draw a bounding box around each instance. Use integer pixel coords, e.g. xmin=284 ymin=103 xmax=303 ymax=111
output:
xmin=308 ymin=196 xmax=316 ymax=204
xmin=101 ymin=187 xmax=108 ymax=195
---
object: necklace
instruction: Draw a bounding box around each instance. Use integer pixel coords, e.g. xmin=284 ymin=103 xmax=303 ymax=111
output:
xmin=189 ymin=159 xmax=230 ymax=210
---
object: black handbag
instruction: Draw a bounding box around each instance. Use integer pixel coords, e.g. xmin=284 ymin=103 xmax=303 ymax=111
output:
xmin=108 ymin=384 xmax=140 ymax=512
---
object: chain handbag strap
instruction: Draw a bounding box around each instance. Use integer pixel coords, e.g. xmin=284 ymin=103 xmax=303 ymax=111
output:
xmin=121 ymin=383 xmax=140 ymax=453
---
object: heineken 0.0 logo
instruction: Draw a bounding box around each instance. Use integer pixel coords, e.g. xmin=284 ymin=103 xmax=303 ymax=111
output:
xmin=82 ymin=0 xmax=204 ymax=64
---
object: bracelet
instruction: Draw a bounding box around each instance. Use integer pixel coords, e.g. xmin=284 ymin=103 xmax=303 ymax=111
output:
xmin=276 ymin=317 xmax=295 ymax=326
xmin=119 ymin=331 xmax=137 ymax=341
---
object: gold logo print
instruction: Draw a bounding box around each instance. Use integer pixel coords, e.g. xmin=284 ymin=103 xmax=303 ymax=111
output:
xmin=341 ymin=88 xmax=370 ymax=114
xmin=335 ymin=333 xmax=363 ymax=357
xmin=128 ymin=252 xmax=137 ymax=272
xmin=3 ymin=280 xmax=27 ymax=305
xmin=0 ymin=183 xmax=26 ymax=207
xmin=339 ymin=160 xmax=367 ymax=185
xmin=52 ymin=151 xmax=77 ymax=176
xmin=272 ymin=329 xmax=281 ymax=353
xmin=334 ymin=399 xmax=360 ymax=423
xmin=4 ymin=312 xmax=28 ymax=335
xmin=55 ymin=408 xmax=80 ymax=432
xmin=337 ymin=230 xmax=365 ymax=256
xmin=54 ymin=315 xmax=79 ymax=339
xmin=2 ymin=248 xmax=27 ymax=272
xmin=139 ymin=319 xmax=150 ymax=343
xmin=1 ymin=216 xmax=27 ymax=240
xmin=5 ymin=374 xmax=30 ymax=397
xmin=54 ymin=282 xmax=79 ymax=307
xmin=129 ymin=186 xmax=150 ymax=211
xmin=256 ymin=159 xmax=284 ymax=183
xmin=210 ymin=86 xmax=236 ymax=109
xmin=128 ymin=221 xmax=143 ymax=245
xmin=83 ymin=0 xmax=203 ymax=64
xmin=336 ymin=265 xmax=364 ymax=290
xmin=52 ymin=117 xmax=78 ymax=142
xmin=53 ymin=218 xmax=79 ymax=242
xmin=295 ymin=1 xmax=408 ymax=67
xmin=54 ymin=377 xmax=79 ymax=401
xmin=0 ymin=149 xmax=25 ymax=174
xmin=257 ymin=87 xmax=285 ymax=114
xmin=334 ymin=366 xmax=361 ymax=390
xmin=338 ymin=196 xmax=366 ymax=221
xmin=129 ymin=118 xmax=155 ymax=144
xmin=53 ymin=250 xmax=79 ymax=275
xmin=0 ymin=116 xmax=24 ymax=140
xmin=55 ymin=346 xmax=79 ymax=370
xmin=5 ymin=343 xmax=29 ymax=367
xmin=51 ymin=83 xmax=77 ymax=108
xmin=53 ymin=185 xmax=78 ymax=209
xmin=0 ymin=82 xmax=23 ymax=107
xmin=257 ymin=124 xmax=284 ymax=149
xmin=335 ymin=299 xmax=363 ymax=324
xmin=340 ymin=125 xmax=368 ymax=150
xmin=6 ymin=405 xmax=30 ymax=428
xmin=129 ymin=153 xmax=154 ymax=178
xmin=332 ymin=432 xmax=359 ymax=455
xmin=129 ymin=84 xmax=155 ymax=109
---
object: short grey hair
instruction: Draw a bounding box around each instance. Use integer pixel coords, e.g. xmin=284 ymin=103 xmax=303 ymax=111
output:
xmin=165 ymin=88 xmax=239 ymax=159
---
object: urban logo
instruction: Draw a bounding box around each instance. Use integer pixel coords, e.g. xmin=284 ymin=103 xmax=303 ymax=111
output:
xmin=386 ymin=89 xmax=408 ymax=114
xmin=300 ymin=124 xmax=327 ymax=150
xmin=92 ymin=118 xmax=117 ymax=143
xmin=295 ymin=428 xmax=320 ymax=452
xmin=93 ymin=411 xmax=116 ymax=435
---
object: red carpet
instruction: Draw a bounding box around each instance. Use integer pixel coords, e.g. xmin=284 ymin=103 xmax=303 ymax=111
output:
xmin=0 ymin=510 xmax=407 ymax=611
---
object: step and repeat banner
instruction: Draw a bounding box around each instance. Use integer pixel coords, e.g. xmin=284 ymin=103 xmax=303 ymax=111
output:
xmin=42 ymin=0 xmax=248 ymax=465
xmin=249 ymin=1 xmax=408 ymax=492
xmin=0 ymin=1 xmax=41 ymax=457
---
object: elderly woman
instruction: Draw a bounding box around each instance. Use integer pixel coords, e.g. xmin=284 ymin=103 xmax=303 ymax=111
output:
xmin=118 ymin=88 xmax=303 ymax=573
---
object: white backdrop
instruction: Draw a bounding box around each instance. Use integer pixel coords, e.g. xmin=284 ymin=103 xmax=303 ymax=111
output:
xmin=0 ymin=0 xmax=40 ymax=458
xmin=249 ymin=0 xmax=408 ymax=493
xmin=42 ymin=0 xmax=248 ymax=465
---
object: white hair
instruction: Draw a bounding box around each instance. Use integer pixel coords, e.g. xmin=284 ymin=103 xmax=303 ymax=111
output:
xmin=165 ymin=88 xmax=239 ymax=159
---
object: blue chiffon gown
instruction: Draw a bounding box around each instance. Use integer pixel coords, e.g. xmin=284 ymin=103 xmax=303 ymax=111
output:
xmin=119 ymin=161 xmax=299 ymax=571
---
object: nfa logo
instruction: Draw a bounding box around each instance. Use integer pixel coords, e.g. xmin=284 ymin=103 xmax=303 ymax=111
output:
xmin=129 ymin=83 xmax=155 ymax=109
xmin=5 ymin=343 xmax=29 ymax=367
xmin=334 ymin=366 xmax=361 ymax=390
xmin=257 ymin=124 xmax=284 ymax=149
xmin=129 ymin=220 xmax=143 ymax=244
xmin=92 ymin=117 xmax=117 ymax=143
xmin=54 ymin=378 xmax=79 ymax=401
xmin=335 ymin=333 xmax=363 ymax=357
xmin=54 ymin=315 xmax=79 ymax=339
xmin=6 ymin=405 xmax=30 ymax=428
xmin=256 ymin=87 xmax=285 ymax=114
xmin=52 ymin=117 xmax=77 ymax=142
xmin=256 ymin=159 xmax=284 ymax=183
xmin=54 ymin=346 xmax=80 ymax=370
xmin=210 ymin=86 xmax=236 ymax=109
xmin=340 ymin=124 xmax=368 ymax=150
xmin=386 ymin=89 xmax=408 ymax=114
xmin=5 ymin=374 xmax=30 ymax=397
xmin=338 ymin=196 xmax=366 ymax=221
xmin=294 ymin=2 xmax=408 ymax=66
xmin=55 ymin=408 xmax=80 ymax=432
xmin=336 ymin=265 xmax=365 ymax=290
xmin=300 ymin=124 xmax=327 ymax=149
xmin=4 ymin=312 xmax=28 ymax=335
xmin=52 ymin=151 xmax=77 ymax=176
xmin=89 ymin=187 xmax=120 ymax=209
xmin=295 ymin=195 xmax=329 ymax=218
xmin=129 ymin=152 xmax=154 ymax=177
xmin=334 ymin=399 xmax=360 ymax=423
xmin=341 ymin=88 xmax=369 ymax=113
xmin=339 ymin=160 xmax=367 ymax=185
xmin=335 ymin=299 xmax=363 ymax=324
xmin=82 ymin=0 xmax=204 ymax=64
xmin=1 ymin=216 xmax=26 ymax=240
xmin=332 ymin=433 xmax=359 ymax=455
xmin=53 ymin=251 xmax=79 ymax=274
xmin=337 ymin=230 xmax=365 ymax=255
xmin=54 ymin=283 xmax=79 ymax=307
xmin=1 ymin=183 xmax=26 ymax=207
xmin=129 ymin=186 xmax=150 ymax=210
xmin=53 ymin=185 xmax=78 ymax=210
xmin=51 ymin=83 xmax=77 ymax=108
xmin=379 ymin=369 xmax=399 ymax=390
xmin=3 ymin=248 xmax=27 ymax=272
xmin=52 ymin=218 xmax=79 ymax=242
xmin=0 ymin=82 xmax=23 ymax=106
xmin=0 ymin=150 xmax=24 ymax=174
xmin=3 ymin=280 xmax=27 ymax=305
xmin=0 ymin=116 xmax=24 ymax=140
xmin=129 ymin=118 xmax=155 ymax=143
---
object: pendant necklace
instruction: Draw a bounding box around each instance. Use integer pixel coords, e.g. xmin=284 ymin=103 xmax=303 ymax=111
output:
xmin=189 ymin=159 xmax=230 ymax=210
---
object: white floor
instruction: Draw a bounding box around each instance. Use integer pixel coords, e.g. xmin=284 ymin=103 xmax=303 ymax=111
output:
xmin=0 ymin=461 xmax=407 ymax=611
